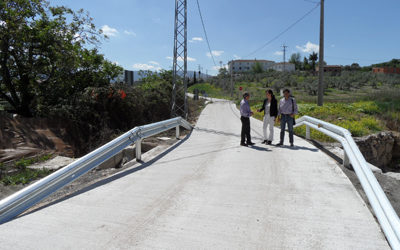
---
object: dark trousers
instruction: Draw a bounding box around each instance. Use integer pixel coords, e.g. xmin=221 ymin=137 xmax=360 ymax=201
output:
xmin=280 ymin=114 xmax=294 ymax=144
xmin=240 ymin=116 xmax=251 ymax=144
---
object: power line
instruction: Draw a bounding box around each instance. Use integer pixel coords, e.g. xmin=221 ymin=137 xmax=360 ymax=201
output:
xmin=243 ymin=3 xmax=320 ymax=58
xmin=196 ymin=0 xmax=217 ymax=66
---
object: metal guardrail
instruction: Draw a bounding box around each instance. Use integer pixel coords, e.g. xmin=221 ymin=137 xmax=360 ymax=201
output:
xmin=295 ymin=115 xmax=400 ymax=249
xmin=0 ymin=117 xmax=192 ymax=225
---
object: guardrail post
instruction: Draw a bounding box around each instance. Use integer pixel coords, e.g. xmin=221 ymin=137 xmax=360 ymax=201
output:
xmin=306 ymin=125 xmax=311 ymax=140
xmin=136 ymin=139 xmax=142 ymax=161
xmin=343 ymin=151 xmax=350 ymax=169
xmin=176 ymin=125 xmax=180 ymax=139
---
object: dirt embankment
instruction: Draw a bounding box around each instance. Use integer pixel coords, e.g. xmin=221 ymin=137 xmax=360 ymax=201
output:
xmin=0 ymin=116 xmax=74 ymax=163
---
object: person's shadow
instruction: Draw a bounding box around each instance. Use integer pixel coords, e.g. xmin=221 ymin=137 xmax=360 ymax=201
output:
xmin=273 ymin=144 xmax=318 ymax=152
xmin=247 ymin=145 xmax=271 ymax=152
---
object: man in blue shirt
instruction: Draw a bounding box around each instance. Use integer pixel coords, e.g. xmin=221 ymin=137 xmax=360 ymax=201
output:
xmin=277 ymin=89 xmax=298 ymax=147
xmin=240 ymin=93 xmax=255 ymax=146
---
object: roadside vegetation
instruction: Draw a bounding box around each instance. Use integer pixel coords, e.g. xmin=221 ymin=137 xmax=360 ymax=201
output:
xmin=0 ymin=154 xmax=53 ymax=186
xmin=0 ymin=1 xmax=200 ymax=186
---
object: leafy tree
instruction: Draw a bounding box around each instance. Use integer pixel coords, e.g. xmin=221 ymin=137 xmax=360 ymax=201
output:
xmin=252 ymin=61 xmax=264 ymax=74
xmin=0 ymin=0 xmax=122 ymax=116
xmin=303 ymin=57 xmax=311 ymax=71
xmin=289 ymin=53 xmax=302 ymax=70
xmin=218 ymin=67 xmax=228 ymax=77
xmin=309 ymin=52 xmax=318 ymax=71
xmin=351 ymin=63 xmax=361 ymax=71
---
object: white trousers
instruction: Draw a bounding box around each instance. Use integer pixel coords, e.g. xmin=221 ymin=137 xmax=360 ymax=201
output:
xmin=263 ymin=114 xmax=275 ymax=141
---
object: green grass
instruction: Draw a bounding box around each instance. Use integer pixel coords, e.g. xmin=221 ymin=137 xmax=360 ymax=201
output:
xmin=1 ymin=168 xmax=52 ymax=186
xmin=250 ymin=101 xmax=386 ymax=142
xmin=14 ymin=154 xmax=53 ymax=170
xmin=188 ymin=83 xmax=233 ymax=100
xmin=0 ymin=154 xmax=54 ymax=186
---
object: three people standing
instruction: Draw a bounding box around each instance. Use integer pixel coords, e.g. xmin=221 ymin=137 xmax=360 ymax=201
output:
xmin=257 ymin=90 xmax=278 ymax=145
xmin=239 ymin=89 xmax=298 ymax=147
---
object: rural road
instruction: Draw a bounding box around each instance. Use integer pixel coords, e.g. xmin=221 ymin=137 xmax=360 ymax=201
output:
xmin=0 ymin=101 xmax=390 ymax=249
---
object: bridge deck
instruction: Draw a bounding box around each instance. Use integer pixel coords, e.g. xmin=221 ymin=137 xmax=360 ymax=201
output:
xmin=0 ymin=101 xmax=389 ymax=249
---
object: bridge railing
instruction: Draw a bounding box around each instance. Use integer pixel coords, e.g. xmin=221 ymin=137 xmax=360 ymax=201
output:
xmin=0 ymin=117 xmax=192 ymax=225
xmin=295 ymin=115 xmax=400 ymax=249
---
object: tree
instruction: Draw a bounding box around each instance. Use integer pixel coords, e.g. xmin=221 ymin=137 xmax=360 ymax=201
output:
xmin=303 ymin=57 xmax=311 ymax=71
xmin=252 ymin=61 xmax=264 ymax=74
xmin=193 ymin=71 xmax=197 ymax=84
xmin=309 ymin=52 xmax=318 ymax=72
xmin=0 ymin=0 xmax=122 ymax=116
xmin=218 ymin=67 xmax=228 ymax=77
xmin=350 ymin=63 xmax=361 ymax=71
xmin=289 ymin=53 xmax=302 ymax=70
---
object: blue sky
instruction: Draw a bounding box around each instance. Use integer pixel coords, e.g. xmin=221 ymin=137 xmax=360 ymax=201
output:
xmin=51 ymin=0 xmax=400 ymax=75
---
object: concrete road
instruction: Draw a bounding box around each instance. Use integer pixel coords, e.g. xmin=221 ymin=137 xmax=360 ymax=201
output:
xmin=0 ymin=101 xmax=389 ymax=249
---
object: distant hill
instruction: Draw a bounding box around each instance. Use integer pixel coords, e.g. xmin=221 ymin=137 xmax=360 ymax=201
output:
xmin=371 ymin=59 xmax=400 ymax=68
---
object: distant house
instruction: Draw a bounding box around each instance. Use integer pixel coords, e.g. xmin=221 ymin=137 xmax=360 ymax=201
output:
xmin=228 ymin=59 xmax=275 ymax=73
xmin=316 ymin=65 xmax=342 ymax=75
xmin=272 ymin=62 xmax=295 ymax=72
xmin=372 ymin=67 xmax=400 ymax=74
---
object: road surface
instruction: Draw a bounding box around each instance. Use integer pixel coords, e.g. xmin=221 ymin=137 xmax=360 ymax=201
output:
xmin=0 ymin=101 xmax=389 ymax=249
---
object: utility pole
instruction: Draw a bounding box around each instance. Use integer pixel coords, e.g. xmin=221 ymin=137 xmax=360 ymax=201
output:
xmin=230 ymin=60 xmax=233 ymax=97
xmin=171 ymin=0 xmax=188 ymax=118
xmin=282 ymin=44 xmax=288 ymax=72
xmin=317 ymin=0 xmax=324 ymax=106
xmin=198 ymin=64 xmax=202 ymax=80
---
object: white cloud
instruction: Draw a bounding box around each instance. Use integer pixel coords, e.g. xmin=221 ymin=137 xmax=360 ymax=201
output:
xmin=274 ymin=51 xmax=283 ymax=56
xmin=233 ymin=54 xmax=241 ymax=60
xmin=166 ymin=56 xmax=196 ymax=62
xmin=149 ymin=61 xmax=160 ymax=65
xmin=189 ymin=37 xmax=203 ymax=43
xmin=132 ymin=63 xmax=161 ymax=71
xmin=296 ymin=41 xmax=319 ymax=53
xmin=101 ymin=25 xmax=119 ymax=37
xmin=124 ymin=30 xmax=136 ymax=36
xmin=212 ymin=65 xmax=228 ymax=71
xmin=207 ymin=50 xmax=224 ymax=57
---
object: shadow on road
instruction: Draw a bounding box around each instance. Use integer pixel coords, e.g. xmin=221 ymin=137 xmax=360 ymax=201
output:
xmin=194 ymin=127 xmax=264 ymax=141
xmin=273 ymin=144 xmax=319 ymax=152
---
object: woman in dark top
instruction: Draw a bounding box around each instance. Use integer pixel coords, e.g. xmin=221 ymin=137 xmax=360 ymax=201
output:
xmin=257 ymin=89 xmax=278 ymax=144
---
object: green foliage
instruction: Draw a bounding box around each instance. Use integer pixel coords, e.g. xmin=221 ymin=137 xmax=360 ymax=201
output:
xmin=1 ymin=168 xmax=52 ymax=186
xmin=188 ymin=83 xmax=232 ymax=100
xmin=0 ymin=0 xmax=123 ymax=116
xmin=289 ymin=53 xmax=302 ymax=70
xmin=14 ymin=154 xmax=53 ymax=170
xmin=372 ymin=59 xmax=400 ymax=68
xmin=252 ymin=61 xmax=264 ymax=74
xmin=309 ymin=52 xmax=318 ymax=71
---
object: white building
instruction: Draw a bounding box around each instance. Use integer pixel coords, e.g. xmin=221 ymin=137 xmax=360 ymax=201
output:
xmin=272 ymin=62 xmax=295 ymax=72
xmin=228 ymin=59 xmax=275 ymax=73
